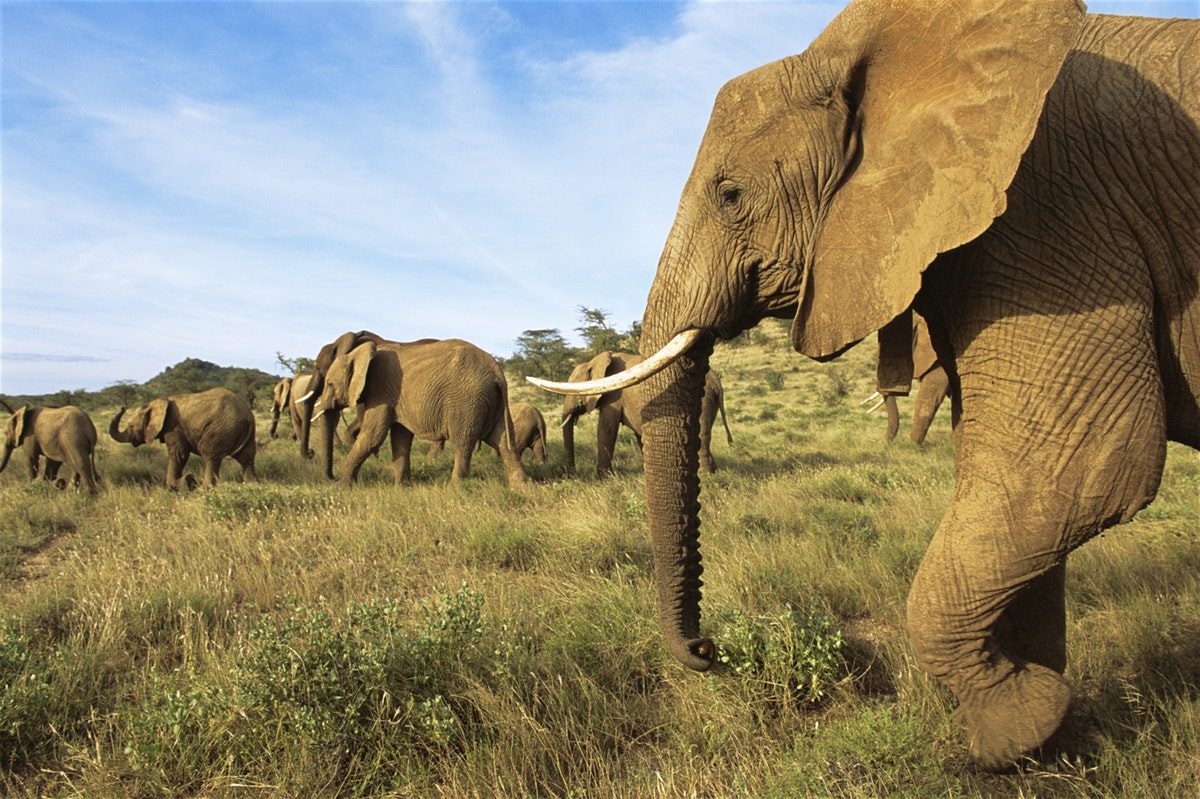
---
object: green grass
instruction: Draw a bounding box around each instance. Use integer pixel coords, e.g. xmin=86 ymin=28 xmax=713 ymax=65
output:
xmin=2 ymin=321 xmax=1198 ymax=797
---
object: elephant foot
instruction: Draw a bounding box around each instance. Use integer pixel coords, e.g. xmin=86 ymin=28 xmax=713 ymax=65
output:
xmin=955 ymin=661 xmax=1071 ymax=770
xmin=54 ymin=478 xmax=69 ymax=490
xmin=184 ymin=474 xmax=200 ymax=491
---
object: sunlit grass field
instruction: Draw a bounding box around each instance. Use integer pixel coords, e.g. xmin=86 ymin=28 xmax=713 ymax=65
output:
xmin=3 ymin=321 xmax=1198 ymax=797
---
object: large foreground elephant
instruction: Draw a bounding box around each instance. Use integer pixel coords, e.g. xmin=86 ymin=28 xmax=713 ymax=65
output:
xmin=310 ymin=336 xmax=527 ymax=487
xmin=1 ymin=405 xmax=100 ymax=495
xmin=560 ymin=352 xmax=732 ymax=476
xmin=110 ymin=388 xmax=257 ymax=489
xmin=876 ymin=314 xmax=949 ymax=446
xmin=534 ymin=0 xmax=1199 ymax=768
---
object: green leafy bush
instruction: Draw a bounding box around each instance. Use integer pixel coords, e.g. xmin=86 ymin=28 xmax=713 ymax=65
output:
xmin=713 ymin=605 xmax=845 ymax=707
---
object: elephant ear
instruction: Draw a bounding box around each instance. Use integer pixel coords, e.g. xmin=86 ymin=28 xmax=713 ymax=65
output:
xmin=275 ymin=379 xmax=291 ymax=409
xmin=145 ymin=399 xmax=175 ymax=442
xmin=11 ymin=406 xmax=31 ymax=444
xmin=791 ymin=0 xmax=1085 ymax=359
xmin=347 ymin=341 xmax=377 ymax=408
xmin=585 ymin=352 xmax=616 ymax=413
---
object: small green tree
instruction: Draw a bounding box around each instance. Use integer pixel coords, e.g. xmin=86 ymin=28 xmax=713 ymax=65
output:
xmin=276 ymin=351 xmax=315 ymax=375
xmin=506 ymin=329 xmax=580 ymax=379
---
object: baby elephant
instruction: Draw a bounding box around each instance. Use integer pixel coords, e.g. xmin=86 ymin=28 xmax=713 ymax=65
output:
xmin=1 ymin=405 xmax=101 ymax=495
xmin=109 ymin=387 xmax=256 ymax=489
xmin=426 ymin=402 xmax=548 ymax=464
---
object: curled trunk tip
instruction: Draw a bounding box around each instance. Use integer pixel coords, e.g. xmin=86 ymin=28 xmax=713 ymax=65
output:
xmin=109 ymin=408 xmax=131 ymax=443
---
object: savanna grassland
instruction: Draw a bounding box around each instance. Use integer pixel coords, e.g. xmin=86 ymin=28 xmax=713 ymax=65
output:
xmin=2 ymin=321 xmax=1198 ymax=798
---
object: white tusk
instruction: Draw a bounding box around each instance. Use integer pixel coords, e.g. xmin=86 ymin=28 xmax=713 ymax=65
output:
xmin=859 ymin=391 xmax=881 ymax=406
xmin=295 ymin=390 xmax=315 ymax=405
xmin=560 ymin=416 xmax=574 ymax=429
xmin=527 ymin=329 xmax=703 ymax=396
xmin=865 ymin=398 xmax=886 ymax=414
xmin=310 ymin=401 xmax=324 ymax=422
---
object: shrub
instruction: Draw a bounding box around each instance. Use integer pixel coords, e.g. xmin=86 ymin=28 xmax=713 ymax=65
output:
xmin=712 ymin=604 xmax=845 ymax=708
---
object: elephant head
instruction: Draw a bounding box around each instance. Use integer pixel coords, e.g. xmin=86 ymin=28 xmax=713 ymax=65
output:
xmin=312 ymin=341 xmax=375 ymax=419
xmin=560 ymin=352 xmax=617 ymax=471
xmin=0 ymin=405 xmax=33 ymax=473
xmin=532 ymin=0 xmax=1085 ymax=671
xmin=109 ymin=399 xmax=176 ymax=447
xmin=299 ymin=331 xmax=385 ymax=472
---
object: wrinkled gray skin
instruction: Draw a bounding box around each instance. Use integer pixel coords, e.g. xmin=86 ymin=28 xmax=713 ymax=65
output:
xmin=628 ymin=0 xmax=1198 ymax=768
xmin=879 ymin=315 xmax=949 ymax=445
xmin=1 ymin=405 xmax=100 ymax=495
xmin=427 ymin=402 xmax=547 ymax=464
xmin=269 ymin=374 xmax=312 ymax=444
xmin=312 ymin=337 xmax=527 ymax=487
xmin=110 ymin=387 xmax=257 ymax=489
xmin=561 ymin=352 xmax=731 ymax=476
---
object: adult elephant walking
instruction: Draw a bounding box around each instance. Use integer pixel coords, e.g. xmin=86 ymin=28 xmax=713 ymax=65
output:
xmin=533 ymin=1 xmax=1199 ymax=769
xmin=872 ymin=314 xmax=949 ymax=446
xmin=308 ymin=335 xmax=527 ymax=487
xmin=268 ymin=374 xmax=312 ymax=443
xmin=560 ymin=352 xmax=732 ymax=476
xmin=110 ymin=388 xmax=257 ymax=489
xmin=1 ymin=404 xmax=100 ymax=494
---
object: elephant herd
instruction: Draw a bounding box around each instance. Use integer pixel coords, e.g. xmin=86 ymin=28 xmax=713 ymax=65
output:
xmin=5 ymin=0 xmax=1196 ymax=771
xmin=1 ymin=331 xmax=748 ymax=494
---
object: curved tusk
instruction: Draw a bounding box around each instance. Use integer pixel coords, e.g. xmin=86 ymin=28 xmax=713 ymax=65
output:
xmin=859 ymin=391 xmax=881 ymax=406
xmin=865 ymin=398 xmax=886 ymax=414
xmin=295 ymin=390 xmax=315 ymax=405
xmin=527 ymin=329 xmax=703 ymax=396
xmin=560 ymin=415 xmax=575 ymax=429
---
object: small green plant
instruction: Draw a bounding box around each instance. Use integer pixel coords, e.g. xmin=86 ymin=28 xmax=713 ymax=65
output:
xmin=713 ymin=605 xmax=845 ymax=706
xmin=819 ymin=370 xmax=851 ymax=406
xmin=764 ymin=371 xmax=786 ymax=391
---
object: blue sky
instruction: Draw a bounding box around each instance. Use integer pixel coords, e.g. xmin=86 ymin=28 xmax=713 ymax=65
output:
xmin=2 ymin=0 xmax=1196 ymax=394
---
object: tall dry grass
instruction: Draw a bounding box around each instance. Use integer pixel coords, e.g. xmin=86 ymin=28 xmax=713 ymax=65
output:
xmin=2 ymin=323 xmax=1197 ymax=797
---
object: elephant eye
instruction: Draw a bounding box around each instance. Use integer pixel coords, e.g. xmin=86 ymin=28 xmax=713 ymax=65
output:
xmin=719 ymin=185 xmax=742 ymax=207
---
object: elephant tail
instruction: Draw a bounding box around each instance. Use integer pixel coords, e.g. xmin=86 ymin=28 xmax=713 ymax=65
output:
xmin=719 ymin=389 xmax=733 ymax=444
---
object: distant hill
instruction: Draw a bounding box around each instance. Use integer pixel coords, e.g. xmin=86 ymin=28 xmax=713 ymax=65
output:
xmin=1 ymin=358 xmax=280 ymax=413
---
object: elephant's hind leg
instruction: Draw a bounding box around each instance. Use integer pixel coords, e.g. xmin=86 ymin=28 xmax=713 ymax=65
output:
xmin=451 ymin=440 xmax=475 ymax=485
xmin=389 ymin=424 xmax=414 ymax=485
xmin=484 ymin=423 xmax=528 ymax=487
xmin=201 ymin=456 xmax=222 ymax=489
xmin=234 ymin=439 xmax=257 ymax=483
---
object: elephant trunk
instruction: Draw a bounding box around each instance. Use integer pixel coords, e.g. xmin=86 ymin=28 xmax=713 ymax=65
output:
xmin=640 ymin=301 xmax=715 ymax=672
xmin=561 ymin=414 xmax=576 ymax=473
xmin=298 ymin=370 xmax=324 ymax=460
xmin=885 ymin=395 xmax=900 ymax=442
xmin=109 ymin=408 xmax=133 ymax=444
xmin=316 ymin=408 xmax=338 ymax=480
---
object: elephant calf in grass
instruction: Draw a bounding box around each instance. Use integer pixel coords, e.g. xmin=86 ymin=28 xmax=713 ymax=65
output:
xmin=110 ymin=387 xmax=257 ymax=489
xmin=535 ymin=0 xmax=1200 ymax=770
xmin=1 ymin=404 xmax=100 ymax=495
xmin=426 ymin=402 xmax=548 ymax=464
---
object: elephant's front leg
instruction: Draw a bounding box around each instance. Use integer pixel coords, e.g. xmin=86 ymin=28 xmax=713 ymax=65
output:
xmin=595 ymin=404 xmax=622 ymax=477
xmin=165 ymin=444 xmax=191 ymax=490
xmin=389 ymin=424 xmax=414 ymax=485
xmin=340 ymin=409 xmax=389 ymax=486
